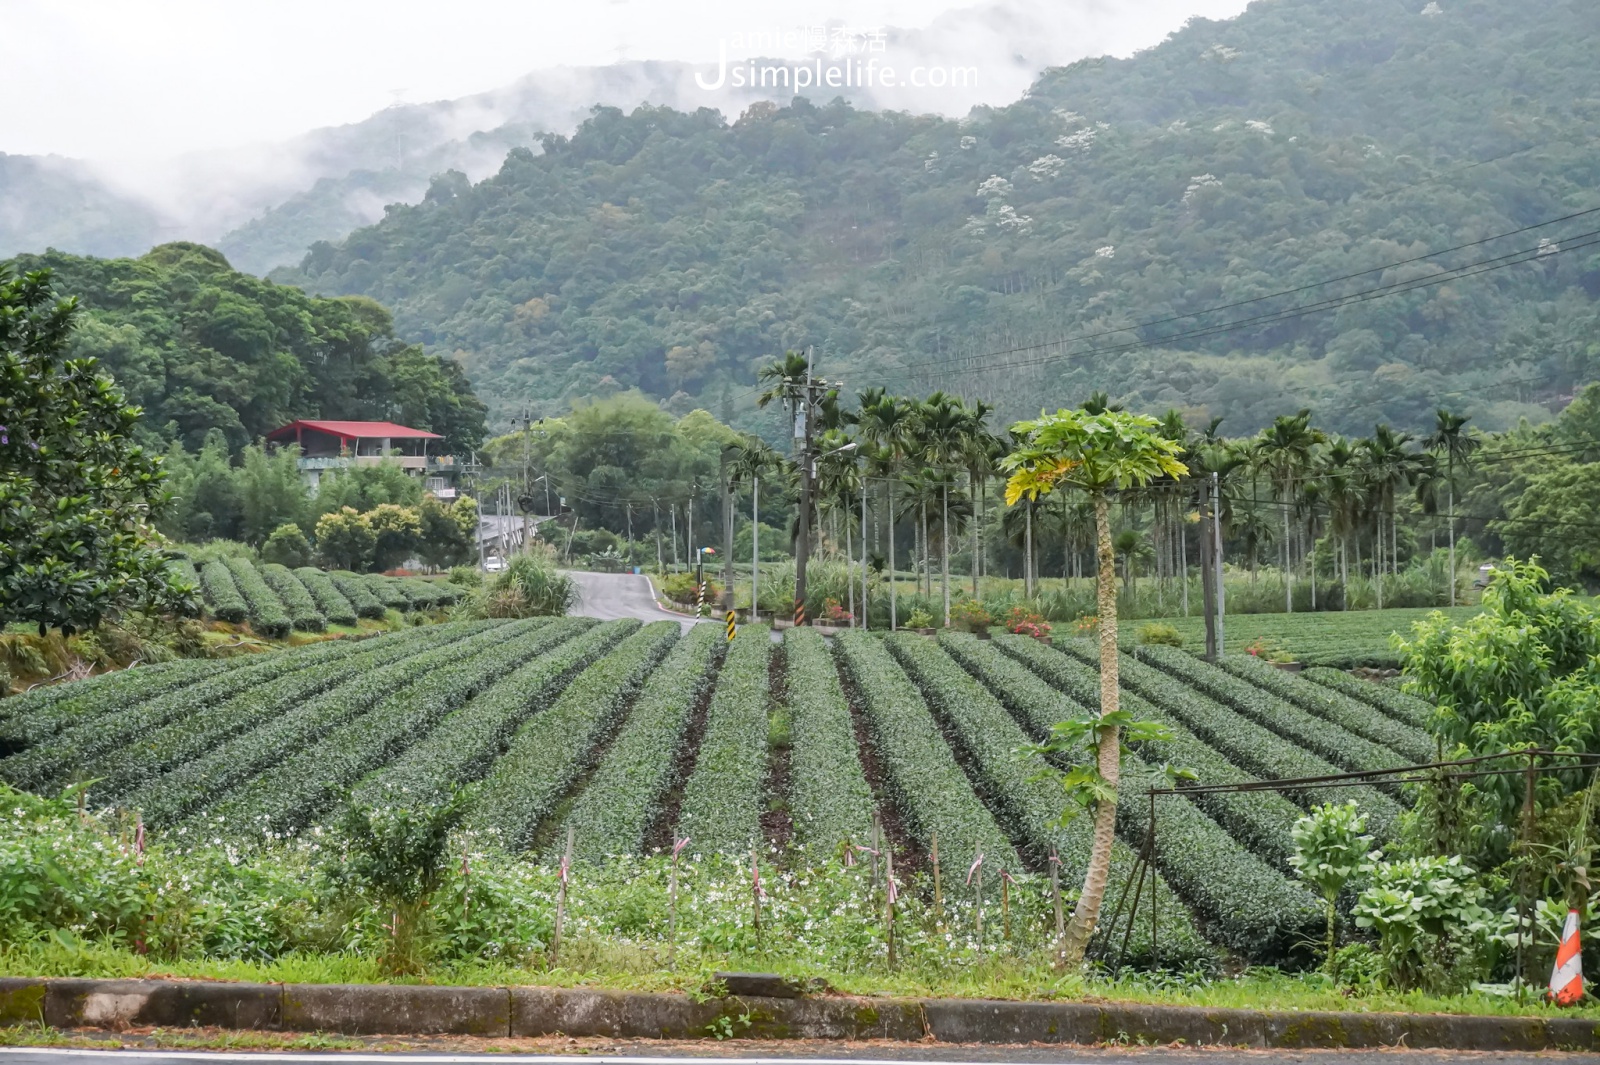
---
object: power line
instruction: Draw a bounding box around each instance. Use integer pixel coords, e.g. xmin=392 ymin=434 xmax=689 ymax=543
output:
xmin=896 ymin=206 xmax=1600 ymax=378
xmin=910 ymin=228 xmax=1600 ymax=382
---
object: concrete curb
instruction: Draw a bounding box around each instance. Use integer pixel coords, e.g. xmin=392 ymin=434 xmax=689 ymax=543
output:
xmin=2 ymin=977 xmax=1597 ymax=1049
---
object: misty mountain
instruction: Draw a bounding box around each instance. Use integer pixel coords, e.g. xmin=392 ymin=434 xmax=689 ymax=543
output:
xmin=268 ymin=0 xmax=1600 ymax=438
xmin=3 ymin=0 xmax=1125 ymax=272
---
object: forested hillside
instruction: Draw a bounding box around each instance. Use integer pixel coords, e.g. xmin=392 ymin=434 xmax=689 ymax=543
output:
xmin=274 ymin=0 xmax=1600 ymax=436
xmin=9 ymin=244 xmax=486 ymax=455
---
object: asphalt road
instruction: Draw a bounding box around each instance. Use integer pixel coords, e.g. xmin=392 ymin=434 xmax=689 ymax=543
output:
xmin=566 ymin=570 xmax=703 ymax=628
xmin=6 ymin=1048 xmax=1598 ymax=1065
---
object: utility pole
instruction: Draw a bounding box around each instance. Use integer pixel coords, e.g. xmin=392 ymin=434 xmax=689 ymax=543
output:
xmin=1213 ymin=471 xmax=1227 ymax=655
xmin=1200 ymin=477 xmax=1217 ymax=661
xmin=793 ymin=349 xmax=816 ymax=627
xmin=721 ymin=447 xmax=735 ymax=610
xmin=861 ymin=468 xmax=869 ymax=630
xmin=751 ymin=475 xmax=759 ymax=623
xmin=521 ymin=409 xmax=533 ymax=555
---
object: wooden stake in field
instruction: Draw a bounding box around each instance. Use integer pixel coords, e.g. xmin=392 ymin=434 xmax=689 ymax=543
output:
xmin=885 ymin=850 xmax=898 ymax=969
xmin=668 ymin=836 xmax=688 ymax=968
xmin=1000 ymin=869 xmax=1013 ymax=942
xmin=551 ymin=825 xmax=575 ymax=966
xmin=751 ymin=848 xmax=765 ymax=937
xmin=869 ymin=812 xmax=882 ymax=890
xmin=1049 ymin=848 xmax=1064 ymax=947
xmin=931 ymin=831 xmax=943 ymax=923
xmin=968 ymin=848 xmax=984 ymax=949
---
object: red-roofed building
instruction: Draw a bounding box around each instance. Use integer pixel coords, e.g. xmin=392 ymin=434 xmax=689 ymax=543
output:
xmin=265 ymin=419 xmax=457 ymax=495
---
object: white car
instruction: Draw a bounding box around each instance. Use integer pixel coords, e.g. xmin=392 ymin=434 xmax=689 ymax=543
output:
xmin=484 ymin=555 xmax=507 ymax=573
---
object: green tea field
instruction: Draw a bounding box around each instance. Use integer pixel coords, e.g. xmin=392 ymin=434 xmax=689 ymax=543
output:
xmin=0 ymin=619 xmax=1437 ymax=965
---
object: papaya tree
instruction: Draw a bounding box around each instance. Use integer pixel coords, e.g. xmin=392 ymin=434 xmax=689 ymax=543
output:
xmin=1001 ymin=407 xmax=1187 ymax=966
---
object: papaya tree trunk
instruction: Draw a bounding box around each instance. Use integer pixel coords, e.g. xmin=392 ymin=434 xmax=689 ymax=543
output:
xmin=1060 ymin=491 xmax=1121 ymax=967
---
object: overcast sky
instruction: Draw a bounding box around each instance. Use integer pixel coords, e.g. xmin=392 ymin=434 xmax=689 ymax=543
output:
xmin=3 ymin=0 xmax=1251 ymax=161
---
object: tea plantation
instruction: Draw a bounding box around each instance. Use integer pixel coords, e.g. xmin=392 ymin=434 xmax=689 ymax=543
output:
xmin=0 ymin=620 xmax=1436 ymax=965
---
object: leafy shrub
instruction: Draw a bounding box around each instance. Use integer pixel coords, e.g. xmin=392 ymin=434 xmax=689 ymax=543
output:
xmin=948 ymin=598 xmax=992 ymax=633
xmin=1290 ymin=802 xmax=1375 ymax=968
xmin=1303 ymin=666 xmax=1433 ymax=731
xmin=562 ymin=624 xmax=722 ymax=859
xmin=784 ymin=628 xmax=875 ymax=851
xmin=660 ymin=571 xmax=719 ymax=608
xmin=1137 ymin=622 xmax=1183 ymax=647
xmin=259 ymin=564 xmax=327 ymax=632
xmin=447 ymin=565 xmax=482 ymax=588
xmin=191 ymin=620 xmax=557 ymax=841
xmin=359 ymin=619 xmax=623 ymax=812
xmin=330 ymin=571 xmax=387 ymax=619
xmin=465 ymin=622 xmax=680 ymax=852
xmin=834 ymin=630 xmax=1019 ymax=890
xmin=465 ymin=548 xmax=577 ymax=618
xmin=676 ymin=625 xmax=771 ymax=855
xmin=904 ymin=608 xmax=934 ymax=629
xmin=1004 ymin=606 xmax=1051 ymax=638
xmin=139 ymin=623 xmax=507 ymax=827
xmin=1218 ymin=653 xmax=1433 ymax=763
xmin=293 ymin=567 xmax=359 ymax=626
xmin=364 ymin=574 xmax=413 ymax=613
xmin=199 ymin=560 xmax=248 ymax=623
xmin=221 ymin=557 xmax=292 ymax=639
xmin=1354 ymin=855 xmax=1496 ymax=992
xmin=1060 ymin=639 xmax=1402 ymax=835
xmin=261 ymin=524 xmax=312 ymax=568
xmin=1135 ymin=645 xmax=1409 ymax=785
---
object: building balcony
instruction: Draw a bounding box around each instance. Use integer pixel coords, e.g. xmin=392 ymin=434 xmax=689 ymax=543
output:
xmin=297 ymin=454 xmax=430 ymax=472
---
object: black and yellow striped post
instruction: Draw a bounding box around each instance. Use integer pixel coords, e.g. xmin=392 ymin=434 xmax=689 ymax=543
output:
xmin=793 ymin=600 xmax=806 ymax=627
xmin=725 ymin=610 xmax=737 ymax=641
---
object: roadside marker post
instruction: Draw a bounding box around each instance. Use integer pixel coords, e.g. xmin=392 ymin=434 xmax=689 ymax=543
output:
xmin=726 ymin=610 xmax=737 ymax=641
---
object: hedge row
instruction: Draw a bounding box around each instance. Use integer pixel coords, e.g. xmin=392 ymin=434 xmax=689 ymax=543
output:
xmin=400 ymin=578 xmax=459 ymax=609
xmin=1134 ymin=645 xmax=1410 ymax=782
xmin=355 ymin=618 xmax=629 ymax=812
xmin=0 ymin=660 xmax=209 ymax=747
xmin=171 ymin=558 xmax=202 ymax=594
xmin=833 ymin=630 xmax=1020 ymax=889
xmin=467 ymin=621 xmax=679 ymax=852
xmin=363 ymin=573 xmax=411 ymax=613
xmin=1214 ymin=653 xmax=1433 ymax=764
xmin=675 ymin=625 xmax=772 ymax=856
xmin=330 ymin=572 xmax=387 ymax=619
xmin=991 ymin=634 xmax=1305 ymax=870
xmin=784 ymin=628 xmax=876 ymax=852
xmin=294 ymin=567 xmax=359 ymax=626
xmin=199 ymin=561 xmax=247 ymax=623
xmin=2 ymin=636 xmax=379 ymax=792
xmin=887 ymin=633 xmax=1213 ymax=965
xmin=138 ymin=617 xmax=524 ymax=825
xmin=561 ymin=624 xmax=722 ymax=860
xmin=222 ymin=557 xmax=292 ymax=639
xmin=1057 ymin=639 xmax=1402 ymax=836
xmin=1303 ymin=667 xmax=1435 ymax=731
xmin=171 ymin=620 xmax=547 ymax=837
xmin=90 ymin=631 xmax=453 ymax=806
xmin=259 ymin=564 xmax=327 ymax=633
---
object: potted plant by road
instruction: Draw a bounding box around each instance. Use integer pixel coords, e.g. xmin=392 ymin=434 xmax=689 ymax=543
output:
xmin=1247 ymin=636 xmax=1302 ymax=671
xmin=950 ymin=598 xmax=993 ymax=639
xmin=1006 ymin=606 xmax=1053 ymax=645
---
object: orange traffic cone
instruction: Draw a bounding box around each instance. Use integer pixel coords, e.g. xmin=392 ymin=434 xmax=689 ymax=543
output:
xmin=1549 ymin=908 xmax=1585 ymax=1006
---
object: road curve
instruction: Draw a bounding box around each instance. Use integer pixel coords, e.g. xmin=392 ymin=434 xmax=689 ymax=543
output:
xmin=565 ymin=570 xmax=702 ymax=628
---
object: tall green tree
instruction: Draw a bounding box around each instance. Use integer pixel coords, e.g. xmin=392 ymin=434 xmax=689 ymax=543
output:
xmin=1002 ymin=408 xmax=1187 ymax=966
xmin=0 ymin=267 xmax=180 ymax=634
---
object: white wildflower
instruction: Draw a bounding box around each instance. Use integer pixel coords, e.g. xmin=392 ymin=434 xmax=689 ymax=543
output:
xmin=975 ymin=175 xmax=1013 ymax=199
xmin=1026 ymin=154 xmax=1066 ymax=179
xmin=1056 ymin=127 xmax=1097 ymax=152
xmin=959 ymin=135 xmax=977 ymax=150
xmin=1095 ymin=245 xmax=1115 ymax=259
xmin=1245 ymin=119 xmax=1274 ymax=135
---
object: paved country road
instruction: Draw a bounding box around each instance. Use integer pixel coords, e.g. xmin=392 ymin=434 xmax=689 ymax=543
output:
xmin=565 ymin=570 xmax=702 ymax=627
xmin=4 ymin=1048 xmax=1598 ymax=1065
